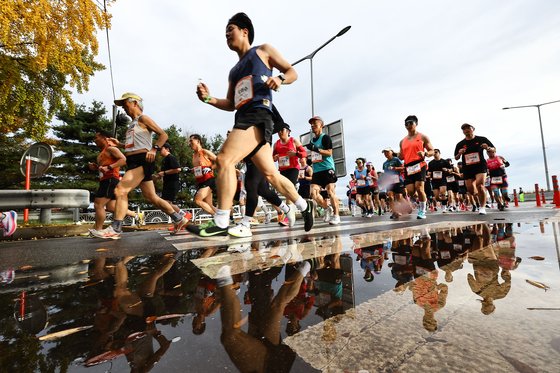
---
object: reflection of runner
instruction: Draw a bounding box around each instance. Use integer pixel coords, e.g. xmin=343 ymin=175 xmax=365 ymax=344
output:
xmin=195 ymin=12 xmax=314 ymax=236
xmin=1 ymin=210 xmax=17 ymax=237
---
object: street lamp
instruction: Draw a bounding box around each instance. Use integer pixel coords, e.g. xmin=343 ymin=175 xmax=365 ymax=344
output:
xmin=502 ymin=99 xmax=560 ymax=191
xmin=292 ymin=26 xmax=351 ymax=117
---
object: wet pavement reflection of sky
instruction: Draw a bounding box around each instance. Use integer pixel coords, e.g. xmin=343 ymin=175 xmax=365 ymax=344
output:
xmin=1 ymin=221 xmax=559 ymax=372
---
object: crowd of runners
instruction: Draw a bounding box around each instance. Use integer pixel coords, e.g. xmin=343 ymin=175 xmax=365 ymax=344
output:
xmin=57 ymin=12 xmax=511 ymax=241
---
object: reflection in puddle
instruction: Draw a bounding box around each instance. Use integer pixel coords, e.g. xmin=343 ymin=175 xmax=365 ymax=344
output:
xmin=0 ymin=222 xmax=559 ymax=372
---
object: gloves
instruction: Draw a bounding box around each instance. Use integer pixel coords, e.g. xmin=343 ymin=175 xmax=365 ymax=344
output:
xmin=305 ymin=143 xmax=319 ymax=152
xmin=202 ymin=167 xmax=212 ymax=175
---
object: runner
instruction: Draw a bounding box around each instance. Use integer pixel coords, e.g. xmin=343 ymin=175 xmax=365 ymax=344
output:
xmin=297 ymin=157 xmax=313 ymax=199
xmin=195 ymin=12 xmax=314 ymax=236
xmin=347 ymin=173 xmax=358 ymax=216
xmin=354 ymin=158 xmax=374 ymax=217
xmin=188 ymin=134 xmax=217 ymax=215
xmin=454 ymin=123 xmax=494 ymax=215
xmin=486 ymin=147 xmax=510 ymax=211
xmin=381 ymin=147 xmax=405 ymax=219
xmin=91 ymin=93 xmax=189 ymax=239
xmin=307 ymin=116 xmax=341 ymax=225
xmin=0 ymin=210 xmax=17 ymax=237
xmin=398 ymin=115 xmax=435 ymax=219
xmin=153 ymin=143 xmax=182 ymax=215
xmin=88 ymin=130 xmax=141 ymax=235
xmin=273 ymin=122 xmax=307 ymax=226
xmin=444 ymin=158 xmax=460 ymax=211
xmin=366 ymin=162 xmax=382 ymax=215
xmin=427 ymin=149 xmax=448 ymax=212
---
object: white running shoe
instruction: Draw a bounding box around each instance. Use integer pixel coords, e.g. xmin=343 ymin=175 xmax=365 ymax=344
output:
xmin=90 ymin=226 xmax=121 ymax=239
xmin=287 ymin=206 xmax=296 ymax=227
xmin=264 ymin=211 xmax=272 ymax=224
xmin=323 ymin=206 xmax=333 ymax=223
xmin=228 ymin=223 xmax=252 ymax=238
xmin=478 ymin=207 xmax=487 ymax=215
xmin=329 ymin=215 xmax=341 ymax=225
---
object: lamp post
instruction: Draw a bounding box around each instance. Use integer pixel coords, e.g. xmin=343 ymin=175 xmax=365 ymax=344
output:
xmin=502 ymin=99 xmax=560 ymax=191
xmin=292 ymin=26 xmax=351 ymax=117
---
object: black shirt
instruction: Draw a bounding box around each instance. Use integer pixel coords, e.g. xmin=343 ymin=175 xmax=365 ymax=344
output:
xmin=162 ymin=154 xmax=180 ymax=184
xmin=454 ymin=136 xmax=494 ymax=168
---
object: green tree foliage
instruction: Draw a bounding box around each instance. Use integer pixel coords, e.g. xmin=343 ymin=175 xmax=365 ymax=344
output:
xmin=0 ymin=132 xmax=29 ymax=189
xmin=0 ymin=0 xmax=113 ymax=140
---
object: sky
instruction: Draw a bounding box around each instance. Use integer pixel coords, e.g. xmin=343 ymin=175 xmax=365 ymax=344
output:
xmin=76 ymin=0 xmax=560 ymax=194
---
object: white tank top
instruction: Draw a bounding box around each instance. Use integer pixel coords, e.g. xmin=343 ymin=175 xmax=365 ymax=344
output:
xmin=124 ymin=115 xmax=152 ymax=153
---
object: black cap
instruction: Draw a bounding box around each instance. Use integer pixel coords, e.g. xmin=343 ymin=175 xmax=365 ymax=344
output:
xmin=461 ymin=123 xmax=475 ymax=130
xmin=228 ymin=13 xmax=254 ymax=44
xmin=405 ymin=115 xmax=418 ymax=124
xmin=162 ymin=142 xmax=172 ymax=150
xmin=280 ymin=122 xmax=291 ymax=131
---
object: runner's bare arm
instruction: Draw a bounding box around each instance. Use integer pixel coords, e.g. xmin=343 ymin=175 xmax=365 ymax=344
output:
xmin=422 ymin=134 xmax=435 ymax=157
xmin=196 ymin=81 xmax=236 ymax=111
xmin=107 ymin=146 xmax=127 ymax=168
xmin=258 ymin=43 xmax=297 ymax=91
xmin=139 ymin=115 xmax=169 ymax=148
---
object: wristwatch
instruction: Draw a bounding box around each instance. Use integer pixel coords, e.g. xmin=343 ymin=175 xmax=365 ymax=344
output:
xmin=153 ymin=145 xmax=161 ymax=152
xmin=278 ymin=73 xmax=286 ymax=84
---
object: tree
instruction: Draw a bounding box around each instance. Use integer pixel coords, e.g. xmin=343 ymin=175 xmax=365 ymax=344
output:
xmin=0 ymin=132 xmax=30 ymax=189
xmin=0 ymin=0 xmax=113 ymax=140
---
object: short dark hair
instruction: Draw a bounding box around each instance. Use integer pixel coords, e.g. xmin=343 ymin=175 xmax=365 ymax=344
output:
xmin=434 ymin=149 xmax=440 ymax=153
xmin=189 ymin=134 xmax=202 ymax=142
xmin=405 ymin=115 xmax=418 ymax=124
xmin=95 ymin=130 xmax=112 ymax=138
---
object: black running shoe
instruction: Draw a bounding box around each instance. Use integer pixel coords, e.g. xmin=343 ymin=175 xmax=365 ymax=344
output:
xmin=302 ymin=200 xmax=315 ymax=232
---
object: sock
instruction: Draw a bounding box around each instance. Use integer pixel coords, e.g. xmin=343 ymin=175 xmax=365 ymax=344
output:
xmin=242 ymin=216 xmax=252 ymax=227
xmin=279 ymin=202 xmax=290 ymax=214
xmin=295 ymin=261 xmax=311 ymax=277
xmin=111 ymin=220 xmax=123 ymax=233
xmin=179 ymin=210 xmax=186 ymax=217
xmin=170 ymin=212 xmax=183 ymax=222
xmin=240 ymin=205 xmax=246 ymax=216
xmin=216 ymin=265 xmax=233 ymax=287
xmin=419 ymin=202 xmax=427 ymax=212
xmin=257 ymin=197 xmax=265 ymax=209
xmin=214 ymin=209 xmax=230 ymax=228
xmin=294 ymin=197 xmax=308 ymax=212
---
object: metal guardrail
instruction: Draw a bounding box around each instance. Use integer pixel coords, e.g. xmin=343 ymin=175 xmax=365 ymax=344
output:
xmin=0 ymin=189 xmax=89 ymax=209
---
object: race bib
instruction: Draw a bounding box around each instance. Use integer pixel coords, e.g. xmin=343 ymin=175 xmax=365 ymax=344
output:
xmin=491 ymin=176 xmax=503 ymax=184
xmin=387 ymin=174 xmax=400 ymax=184
xmin=193 ymin=166 xmax=203 ymax=178
xmin=311 ymin=151 xmax=322 ymax=163
xmin=458 ymin=180 xmax=465 ymax=186
xmin=464 ymin=238 xmax=471 ymax=245
xmin=440 ymin=250 xmax=451 ymax=260
xmin=446 ymin=176 xmax=456 ymax=183
xmin=432 ymin=171 xmax=442 ymax=179
xmin=234 ymin=75 xmax=253 ymax=109
xmin=498 ymin=240 xmax=511 ymax=248
xmin=453 ymin=244 xmax=462 ymax=251
xmin=125 ymin=128 xmax=135 ymax=149
xmin=406 ymin=163 xmax=421 ymax=175
xmin=278 ymin=156 xmax=290 ymax=168
xmin=465 ymin=152 xmax=480 ymax=165
xmin=357 ymin=179 xmax=366 ymax=186
xmin=298 ymin=169 xmax=305 ymax=179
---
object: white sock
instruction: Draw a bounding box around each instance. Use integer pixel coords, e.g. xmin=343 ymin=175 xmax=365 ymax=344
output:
xmin=279 ymin=202 xmax=290 ymax=214
xmin=214 ymin=209 xmax=230 ymax=228
xmin=419 ymin=202 xmax=427 ymax=212
xmin=241 ymin=216 xmax=252 ymax=227
xmin=295 ymin=197 xmax=308 ymax=212
xmin=295 ymin=261 xmax=311 ymax=277
xmin=240 ymin=205 xmax=246 ymax=216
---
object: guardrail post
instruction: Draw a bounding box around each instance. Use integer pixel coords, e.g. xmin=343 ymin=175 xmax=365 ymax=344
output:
xmin=513 ymin=189 xmax=519 ymax=207
xmin=535 ymin=183 xmax=541 ymax=207
xmin=541 ymin=189 xmax=547 ymax=204
xmin=39 ymin=208 xmax=52 ymax=224
xmin=553 ymin=175 xmax=560 ymax=208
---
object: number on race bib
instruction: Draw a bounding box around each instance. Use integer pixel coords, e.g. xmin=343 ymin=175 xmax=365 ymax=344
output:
xmin=491 ymin=176 xmax=503 ymax=184
xmin=311 ymin=151 xmax=322 ymax=163
xmin=465 ymin=152 xmax=480 ymax=165
xmin=278 ymin=156 xmax=290 ymax=168
xmin=406 ymin=163 xmax=421 ymax=175
xmin=432 ymin=171 xmax=442 ymax=179
xmin=234 ymin=76 xmax=254 ymax=109
xmin=193 ymin=166 xmax=203 ymax=178
xmin=446 ymin=176 xmax=456 ymax=183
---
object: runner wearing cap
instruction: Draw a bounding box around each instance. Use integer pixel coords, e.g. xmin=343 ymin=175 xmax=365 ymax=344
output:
xmin=427 ymin=149 xmax=449 ymax=212
xmin=297 ymin=156 xmax=313 ymax=200
xmin=381 ymin=147 xmax=405 ymax=219
xmin=273 ymin=122 xmax=307 ymax=226
xmin=195 ymin=12 xmax=314 ymax=236
xmin=366 ymin=162 xmax=382 ymax=215
xmin=91 ymin=93 xmax=189 ymax=239
xmin=398 ymin=115 xmax=434 ymax=219
xmin=354 ymin=158 xmax=374 ymax=217
xmin=307 ymin=116 xmax=341 ymax=225
xmin=454 ymin=123 xmax=494 ymax=215
xmin=486 ymin=147 xmax=510 ymax=211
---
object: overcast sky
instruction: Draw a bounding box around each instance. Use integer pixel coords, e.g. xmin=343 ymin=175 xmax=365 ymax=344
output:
xmin=76 ymin=0 xmax=560 ymax=193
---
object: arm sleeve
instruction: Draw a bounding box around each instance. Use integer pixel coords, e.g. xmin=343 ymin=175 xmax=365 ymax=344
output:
xmin=297 ymin=144 xmax=307 ymax=158
xmin=322 ymin=135 xmax=333 ymax=150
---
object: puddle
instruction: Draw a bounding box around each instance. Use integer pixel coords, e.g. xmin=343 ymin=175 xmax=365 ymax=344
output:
xmin=1 ymin=222 xmax=559 ymax=372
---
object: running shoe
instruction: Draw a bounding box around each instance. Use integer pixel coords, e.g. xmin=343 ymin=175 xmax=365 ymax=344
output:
xmin=323 ymin=206 xmax=333 ymax=223
xmin=171 ymin=216 xmax=189 ymax=235
xmin=442 ymin=206 xmax=447 ymax=214
xmin=498 ymin=203 xmax=505 ymax=211
xmin=279 ymin=216 xmax=290 ymax=226
xmin=228 ymin=223 xmax=252 ymax=238
xmin=199 ymin=220 xmax=228 ymax=237
xmin=90 ymin=226 xmax=121 ymax=239
xmin=417 ymin=210 xmax=427 ymax=220
xmin=471 ymin=205 xmax=477 ymax=212
xmin=302 ymin=200 xmax=315 ymax=232
xmin=1 ymin=210 xmax=17 ymax=237
xmin=329 ymin=215 xmax=341 ymax=225
xmin=478 ymin=207 xmax=487 ymax=215
xmin=287 ymin=206 xmax=296 ymax=227
xmin=277 ymin=212 xmax=286 ymax=225
xmin=377 ymin=207 xmax=383 ymax=216
xmin=366 ymin=213 xmax=374 ymax=218
xmin=264 ymin=212 xmax=272 ymax=224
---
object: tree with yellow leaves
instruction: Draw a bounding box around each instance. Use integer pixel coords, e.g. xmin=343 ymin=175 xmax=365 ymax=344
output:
xmin=0 ymin=0 xmax=113 ymax=140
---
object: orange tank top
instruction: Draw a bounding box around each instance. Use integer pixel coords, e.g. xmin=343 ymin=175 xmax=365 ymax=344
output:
xmin=98 ymin=146 xmax=120 ymax=181
xmin=401 ymin=133 xmax=426 ymax=166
